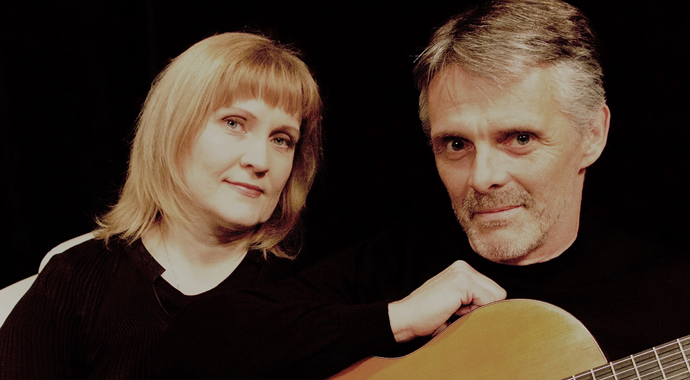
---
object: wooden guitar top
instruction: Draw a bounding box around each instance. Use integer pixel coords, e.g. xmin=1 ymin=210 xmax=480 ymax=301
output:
xmin=331 ymin=299 xmax=607 ymax=379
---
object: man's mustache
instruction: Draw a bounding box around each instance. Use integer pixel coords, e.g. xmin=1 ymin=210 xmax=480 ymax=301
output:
xmin=460 ymin=188 xmax=534 ymax=217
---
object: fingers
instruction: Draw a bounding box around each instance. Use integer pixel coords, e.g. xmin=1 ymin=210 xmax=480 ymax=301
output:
xmin=388 ymin=261 xmax=506 ymax=342
xmin=446 ymin=261 xmax=506 ymax=305
xmin=446 ymin=261 xmax=506 ymax=315
xmin=431 ymin=322 xmax=449 ymax=337
xmin=456 ymin=303 xmax=480 ymax=316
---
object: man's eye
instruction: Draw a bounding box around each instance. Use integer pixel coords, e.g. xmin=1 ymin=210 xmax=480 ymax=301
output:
xmin=447 ymin=138 xmax=466 ymax=151
xmin=515 ymin=133 xmax=531 ymax=145
xmin=433 ymin=136 xmax=471 ymax=158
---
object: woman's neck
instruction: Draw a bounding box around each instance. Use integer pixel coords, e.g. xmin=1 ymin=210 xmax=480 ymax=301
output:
xmin=142 ymin=219 xmax=253 ymax=295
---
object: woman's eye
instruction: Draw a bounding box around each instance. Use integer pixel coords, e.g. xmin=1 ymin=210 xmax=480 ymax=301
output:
xmin=226 ymin=119 xmax=240 ymax=130
xmin=272 ymin=136 xmax=293 ymax=148
xmin=223 ymin=117 xmax=246 ymax=132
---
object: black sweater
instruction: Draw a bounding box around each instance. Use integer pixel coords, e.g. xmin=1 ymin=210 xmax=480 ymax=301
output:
xmin=151 ymin=212 xmax=690 ymax=379
xmin=0 ymin=238 xmax=291 ymax=379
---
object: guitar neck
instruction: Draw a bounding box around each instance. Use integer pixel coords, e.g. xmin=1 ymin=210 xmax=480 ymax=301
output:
xmin=565 ymin=335 xmax=690 ymax=380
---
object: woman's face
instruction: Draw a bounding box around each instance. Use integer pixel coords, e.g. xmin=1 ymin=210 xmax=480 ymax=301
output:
xmin=182 ymin=98 xmax=300 ymax=231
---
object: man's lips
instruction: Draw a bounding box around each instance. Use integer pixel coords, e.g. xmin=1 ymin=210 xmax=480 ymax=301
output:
xmin=472 ymin=205 xmax=522 ymax=220
xmin=474 ymin=205 xmax=521 ymax=214
xmin=226 ymin=181 xmax=263 ymax=198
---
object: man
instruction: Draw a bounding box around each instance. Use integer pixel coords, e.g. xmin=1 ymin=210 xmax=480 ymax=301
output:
xmin=151 ymin=0 xmax=690 ymax=378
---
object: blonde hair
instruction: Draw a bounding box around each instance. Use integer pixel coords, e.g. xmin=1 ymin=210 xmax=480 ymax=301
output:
xmin=95 ymin=32 xmax=322 ymax=258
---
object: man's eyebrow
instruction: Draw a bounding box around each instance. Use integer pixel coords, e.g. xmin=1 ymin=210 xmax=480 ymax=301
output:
xmin=495 ymin=127 xmax=535 ymax=135
xmin=431 ymin=131 xmax=462 ymax=139
xmin=430 ymin=131 xmax=464 ymax=145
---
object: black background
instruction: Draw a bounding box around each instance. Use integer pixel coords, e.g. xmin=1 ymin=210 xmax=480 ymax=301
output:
xmin=1 ymin=0 xmax=689 ymax=288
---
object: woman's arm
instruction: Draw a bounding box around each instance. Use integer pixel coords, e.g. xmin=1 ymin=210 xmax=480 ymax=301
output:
xmin=150 ymin=226 xmax=504 ymax=379
xmin=0 ymin=256 xmax=83 ymax=379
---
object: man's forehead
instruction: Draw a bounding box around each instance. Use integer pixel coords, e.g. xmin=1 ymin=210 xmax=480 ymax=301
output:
xmin=427 ymin=65 xmax=568 ymax=134
xmin=428 ymin=65 xmax=551 ymax=102
xmin=429 ymin=66 xmax=491 ymax=94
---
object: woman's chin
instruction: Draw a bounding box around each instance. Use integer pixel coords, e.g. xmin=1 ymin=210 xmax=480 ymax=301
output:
xmin=214 ymin=216 xmax=265 ymax=234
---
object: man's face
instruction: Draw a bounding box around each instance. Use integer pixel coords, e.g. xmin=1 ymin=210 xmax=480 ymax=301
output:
xmin=428 ymin=66 xmax=593 ymax=265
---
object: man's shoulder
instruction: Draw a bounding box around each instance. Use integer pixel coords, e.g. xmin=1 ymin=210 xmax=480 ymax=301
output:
xmin=314 ymin=216 xmax=473 ymax=281
xmin=341 ymin=215 xmax=469 ymax=258
xmin=578 ymin=213 xmax=687 ymax=269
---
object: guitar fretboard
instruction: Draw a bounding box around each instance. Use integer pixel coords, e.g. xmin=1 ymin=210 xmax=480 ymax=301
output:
xmin=565 ymin=336 xmax=690 ymax=380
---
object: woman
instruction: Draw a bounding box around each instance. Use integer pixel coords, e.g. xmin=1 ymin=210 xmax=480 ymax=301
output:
xmin=0 ymin=32 xmax=322 ymax=379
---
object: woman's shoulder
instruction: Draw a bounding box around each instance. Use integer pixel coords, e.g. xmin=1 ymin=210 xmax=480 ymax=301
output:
xmin=39 ymin=237 xmax=131 ymax=283
xmin=12 ymin=238 xmax=133 ymax=320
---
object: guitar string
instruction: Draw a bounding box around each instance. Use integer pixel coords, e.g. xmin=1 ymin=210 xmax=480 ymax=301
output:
xmin=651 ymin=346 xmax=668 ymax=380
xmin=680 ymin=338 xmax=690 ymax=375
xmin=631 ymin=340 xmax=688 ymax=380
xmin=576 ymin=337 xmax=690 ymax=380
xmin=570 ymin=358 xmax=688 ymax=380
xmin=573 ymin=359 xmax=690 ymax=380
xmin=569 ymin=337 xmax=690 ymax=380
xmin=573 ymin=354 xmax=689 ymax=380
xmin=632 ymin=352 xmax=642 ymax=380
xmin=610 ymin=360 xmax=619 ymax=380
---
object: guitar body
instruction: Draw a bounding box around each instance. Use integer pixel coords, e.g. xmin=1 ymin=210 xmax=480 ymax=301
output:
xmin=331 ymin=299 xmax=607 ymax=380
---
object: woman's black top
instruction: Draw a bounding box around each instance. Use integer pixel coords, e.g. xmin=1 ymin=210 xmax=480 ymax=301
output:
xmin=0 ymin=238 xmax=291 ymax=379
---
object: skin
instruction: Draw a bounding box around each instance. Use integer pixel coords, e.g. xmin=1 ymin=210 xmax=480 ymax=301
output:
xmin=182 ymin=98 xmax=300 ymax=233
xmin=389 ymin=65 xmax=609 ymax=342
xmin=428 ymin=66 xmax=610 ymax=265
xmin=389 ymin=261 xmax=506 ymax=342
xmin=143 ymin=98 xmax=301 ymax=295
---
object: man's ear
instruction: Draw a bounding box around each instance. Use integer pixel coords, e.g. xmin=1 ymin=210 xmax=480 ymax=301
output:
xmin=579 ymin=104 xmax=610 ymax=169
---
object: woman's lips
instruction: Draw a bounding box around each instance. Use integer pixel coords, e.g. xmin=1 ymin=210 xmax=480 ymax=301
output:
xmin=226 ymin=181 xmax=263 ymax=198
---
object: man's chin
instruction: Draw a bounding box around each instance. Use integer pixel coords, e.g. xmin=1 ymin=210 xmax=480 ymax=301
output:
xmin=461 ymin=219 xmax=518 ymax=239
xmin=465 ymin=226 xmax=540 ymax=263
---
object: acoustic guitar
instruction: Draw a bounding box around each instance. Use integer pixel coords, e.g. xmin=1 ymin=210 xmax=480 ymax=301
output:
xmin=330 ymin=299 xmax=690 ymax=379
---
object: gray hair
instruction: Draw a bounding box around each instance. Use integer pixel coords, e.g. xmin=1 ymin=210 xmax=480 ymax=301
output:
xmin=414 ymin=0 xmax=605 ymax=135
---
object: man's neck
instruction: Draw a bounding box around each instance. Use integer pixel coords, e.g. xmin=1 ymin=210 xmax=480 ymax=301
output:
xmin=501 ymin=214 xmax=581 ymax=266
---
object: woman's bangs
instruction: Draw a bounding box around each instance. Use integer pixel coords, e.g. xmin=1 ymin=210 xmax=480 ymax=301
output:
xmin=213 ymin=59 xmax=316 ymax=122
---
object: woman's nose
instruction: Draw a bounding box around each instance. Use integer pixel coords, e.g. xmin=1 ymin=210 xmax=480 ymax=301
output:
xmin=239 ymin=137 xmax=270 ymax=175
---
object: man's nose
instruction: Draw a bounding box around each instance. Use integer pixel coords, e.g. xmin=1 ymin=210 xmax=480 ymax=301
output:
xmin=468 ymin=147 xmax=509 ymax=193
